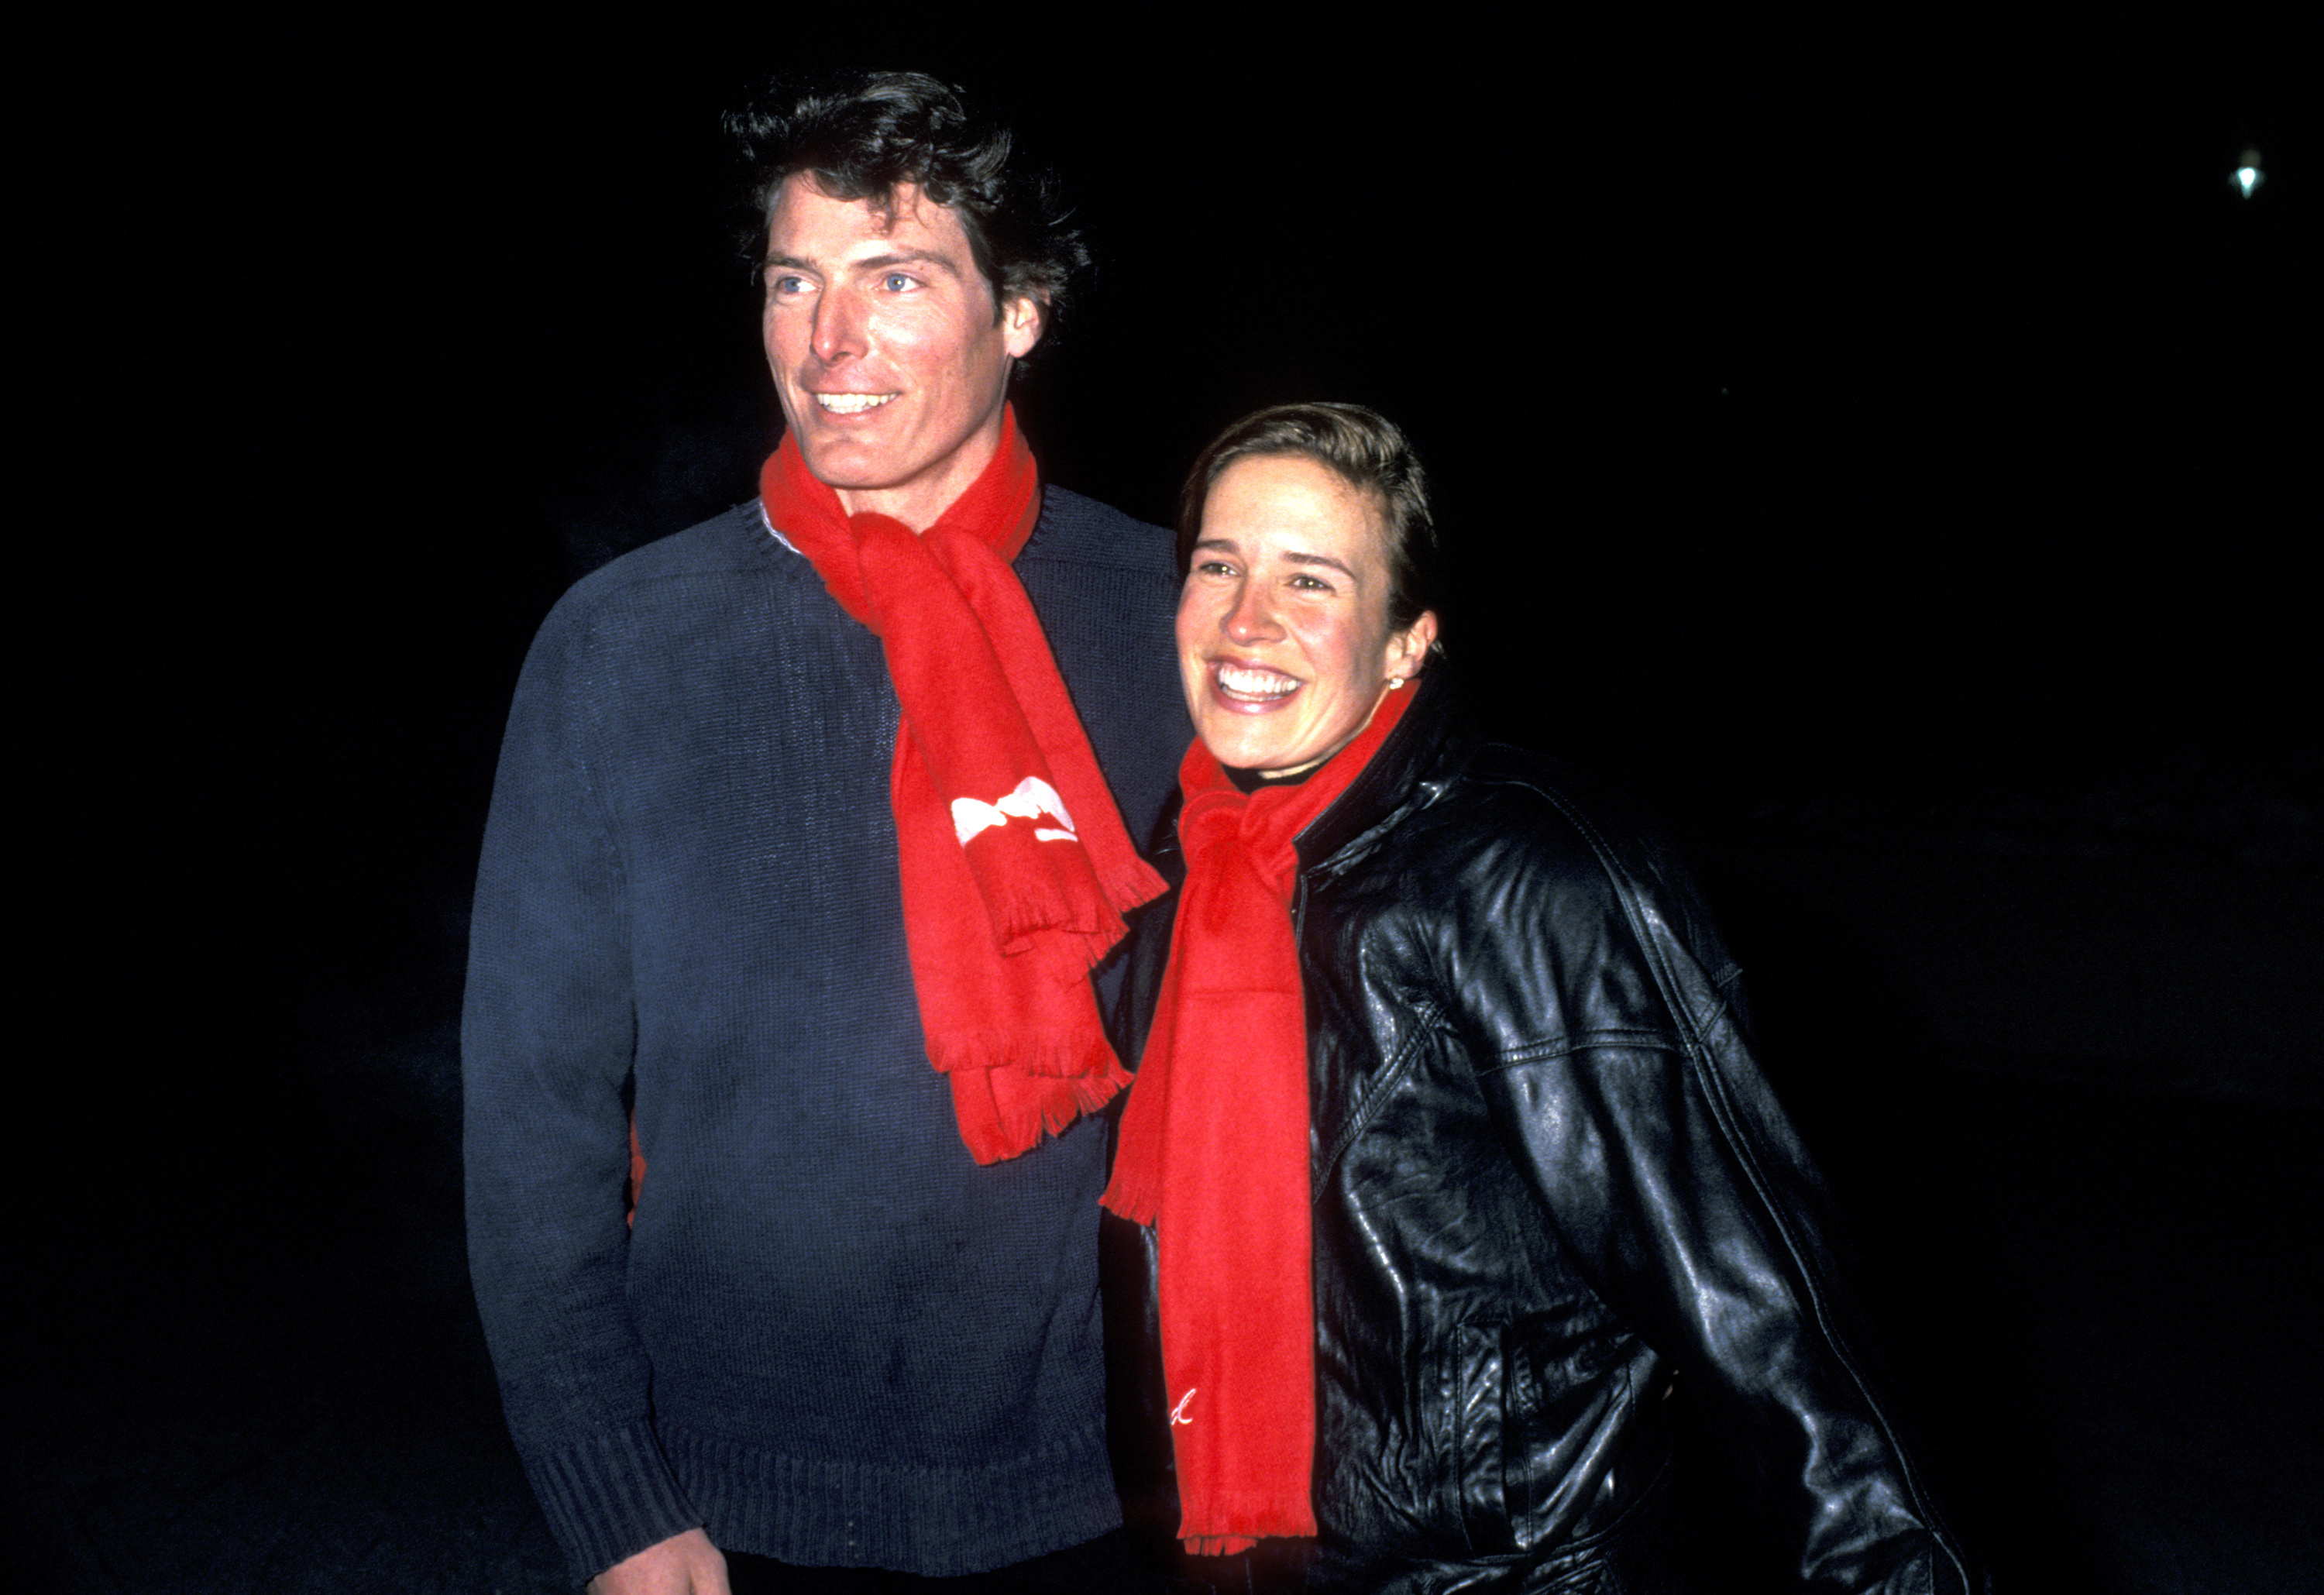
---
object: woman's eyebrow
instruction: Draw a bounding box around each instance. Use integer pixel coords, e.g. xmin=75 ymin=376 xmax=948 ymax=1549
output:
xmin=1282 ymin=551 xmax=1357 ymax=579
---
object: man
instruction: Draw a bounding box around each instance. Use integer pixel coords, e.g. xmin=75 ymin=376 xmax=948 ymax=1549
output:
xmin=464 ymin=74 xmax=1188 ymax=1593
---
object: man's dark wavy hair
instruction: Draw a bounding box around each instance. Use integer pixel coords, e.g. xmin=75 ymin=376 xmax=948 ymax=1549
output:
xmin=727 ymin=71 xmax=1089 ymax=343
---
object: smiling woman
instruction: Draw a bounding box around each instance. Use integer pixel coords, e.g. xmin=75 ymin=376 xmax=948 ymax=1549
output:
xmin=1175 ymin=453 xmax=1435 ymax=778
xmin=1171 ymin=405 xmax=1439 ymax=779
xmin=1107 ymin=404 xmax=1980 ymax=1592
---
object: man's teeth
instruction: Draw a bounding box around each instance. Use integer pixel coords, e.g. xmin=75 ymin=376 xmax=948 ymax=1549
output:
xmin=1218 ymin=663 xmax=1298 ymax=697
xmin=815 ymin=393 xmax=898 ymax=414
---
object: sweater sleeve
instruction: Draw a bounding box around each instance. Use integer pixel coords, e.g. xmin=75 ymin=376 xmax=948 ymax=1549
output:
xmin=462 ymin=598 xmax=701 ymax=1583
xmin=1465 ymin=831 xmax=1977 ymax=1595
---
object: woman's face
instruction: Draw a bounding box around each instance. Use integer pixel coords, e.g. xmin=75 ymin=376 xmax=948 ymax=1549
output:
xmin=1175 ymin=454 xmax=1436 ymax=778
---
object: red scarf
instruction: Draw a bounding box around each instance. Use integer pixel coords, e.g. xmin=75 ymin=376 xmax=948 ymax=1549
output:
xmin=1103 ymin=684 xmax=1416 ymax=1554
xmin=761 ymin=407 xmax=1165 ymax=1163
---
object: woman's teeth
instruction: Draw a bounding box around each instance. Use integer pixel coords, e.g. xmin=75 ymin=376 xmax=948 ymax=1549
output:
xmin=1217 ymin=663 xmax=1297 ymax=699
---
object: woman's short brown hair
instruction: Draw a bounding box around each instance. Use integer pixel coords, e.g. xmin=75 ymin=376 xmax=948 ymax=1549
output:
xmin=1175 ymin=402 xmax=1440 ymax=635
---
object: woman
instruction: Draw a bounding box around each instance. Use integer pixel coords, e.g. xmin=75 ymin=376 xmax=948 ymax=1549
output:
xmin=1104 ymin=404 xmax=1976 ymax=1593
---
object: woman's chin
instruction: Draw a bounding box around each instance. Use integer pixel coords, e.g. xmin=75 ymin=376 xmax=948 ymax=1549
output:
xmin=1198 ymin=730 xmax=1290 ymax=774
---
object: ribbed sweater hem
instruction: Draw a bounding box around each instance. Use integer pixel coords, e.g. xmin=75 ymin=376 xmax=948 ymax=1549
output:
xmin=667 ymin=1419 xmax=1125 ymax=1576
xmin=528 ymin=1416 xmax=701 ymax=1585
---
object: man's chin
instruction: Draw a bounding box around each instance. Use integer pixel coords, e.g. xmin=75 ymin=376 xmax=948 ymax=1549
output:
xmin=790 ymin=435 xmax=906 ymax=493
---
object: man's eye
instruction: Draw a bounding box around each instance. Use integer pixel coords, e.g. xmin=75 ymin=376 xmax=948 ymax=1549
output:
xmin=1194 ymin=560 xmax=1237 ymax=578
xmin=768 ymin=274 xmax=811 ymax=296
xmin=882 ymin=272 xmax=919 ymax=292
xmin=1290 ymin=573 xmax=1332 ymax=591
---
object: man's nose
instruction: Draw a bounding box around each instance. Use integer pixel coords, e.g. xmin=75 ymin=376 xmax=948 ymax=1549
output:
xmin=1224 ymin=581 xmax=1281 ymax=643
xmin=811 ymin=287 xmax=869 ymax=365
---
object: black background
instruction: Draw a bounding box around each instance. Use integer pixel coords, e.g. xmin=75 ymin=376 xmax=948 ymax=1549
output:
xmin=26 ymin=12 xmax=2318 ymax=1592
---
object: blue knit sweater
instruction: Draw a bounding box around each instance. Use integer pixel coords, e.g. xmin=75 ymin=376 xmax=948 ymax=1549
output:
xmin=462 ymin=487 xmax=1189 ymax=1583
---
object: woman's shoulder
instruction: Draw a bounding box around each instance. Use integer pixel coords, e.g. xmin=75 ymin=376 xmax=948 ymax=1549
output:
xmin=1386 ymin=739 xmax=1718 ymax=942
xmin=1346 ymin=741 xmax=1742 ymax=1054
xmin=1408 ymin=740 xmax=1659 ymax=871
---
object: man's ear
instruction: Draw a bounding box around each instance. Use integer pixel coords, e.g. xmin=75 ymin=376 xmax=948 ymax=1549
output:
xmin=1003 ymin=294 xmax=1045 ymax=359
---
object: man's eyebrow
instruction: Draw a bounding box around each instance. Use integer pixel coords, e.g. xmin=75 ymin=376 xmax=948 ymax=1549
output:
xmin=852 ymin=249 xmax=963 ymax=277
xmin=760 ymin=249 xmax=963 ymax=277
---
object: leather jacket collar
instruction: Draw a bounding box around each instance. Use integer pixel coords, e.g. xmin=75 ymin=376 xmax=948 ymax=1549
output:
xmin=1293 ymin=664 xmax=1466 ymax=877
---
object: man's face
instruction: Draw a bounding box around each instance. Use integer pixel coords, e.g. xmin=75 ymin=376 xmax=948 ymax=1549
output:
xmin=761 ymin=175 xmax=1042 ymax=528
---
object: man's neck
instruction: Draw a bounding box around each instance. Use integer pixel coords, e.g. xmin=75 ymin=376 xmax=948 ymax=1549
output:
xmin=832 ymin=415 xmax=1009 ymax=532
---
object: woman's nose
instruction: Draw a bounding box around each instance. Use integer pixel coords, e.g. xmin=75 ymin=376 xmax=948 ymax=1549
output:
xmin=1224 ymin=582 xmax=1281 ymax=643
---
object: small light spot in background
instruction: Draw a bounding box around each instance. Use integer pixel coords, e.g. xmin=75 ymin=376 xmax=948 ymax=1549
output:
xmin=2234 ymin=147 xmax=2264 ymax=198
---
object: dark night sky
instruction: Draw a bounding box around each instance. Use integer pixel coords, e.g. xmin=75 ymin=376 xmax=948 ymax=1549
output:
xmin=39 ymin=6 xmax=2312 ymax=1212
xmin=36 ymin=17 xmax=2308 ymax=1120
xmin=266 ymin=26 xmax=2305 ymax=931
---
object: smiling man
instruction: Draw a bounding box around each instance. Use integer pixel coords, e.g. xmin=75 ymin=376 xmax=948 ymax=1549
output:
xmin=464 ymin=74 xmax=1188 ymax=1594
xmin=761 ymin=177 xmax=1040 ymax=525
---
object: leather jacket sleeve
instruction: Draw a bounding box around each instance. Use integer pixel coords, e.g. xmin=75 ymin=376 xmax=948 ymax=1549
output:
xmin=1445 ymin=774 xmax=1975 ymax=1593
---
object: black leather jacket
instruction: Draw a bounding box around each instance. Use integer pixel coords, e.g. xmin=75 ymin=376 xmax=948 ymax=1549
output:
xmin=1111 ymin=674 xmax=1976 ymax=1593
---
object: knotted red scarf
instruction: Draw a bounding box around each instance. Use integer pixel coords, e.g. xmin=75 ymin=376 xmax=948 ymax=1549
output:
xmin=1103 ymin=684 xmax=1416 ymax=1554
xmin=761 ymin=407 xmax=1165 ymax=1163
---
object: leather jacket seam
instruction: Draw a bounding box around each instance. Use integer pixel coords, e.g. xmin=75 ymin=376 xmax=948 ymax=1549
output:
xmin=1477 ymin=1030 xmax=1676 ymax=1074
xmin=1313 ymin=999 xmax=1446 ymax=1188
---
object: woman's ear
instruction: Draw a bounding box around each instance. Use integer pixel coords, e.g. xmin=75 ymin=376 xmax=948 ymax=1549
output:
xmin=1387 ymin=610 xmax=1439 ymax=682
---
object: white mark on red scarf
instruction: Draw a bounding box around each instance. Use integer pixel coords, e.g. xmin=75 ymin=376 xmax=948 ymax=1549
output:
xmin=951 ymin=776 xmax=1078 ymax=847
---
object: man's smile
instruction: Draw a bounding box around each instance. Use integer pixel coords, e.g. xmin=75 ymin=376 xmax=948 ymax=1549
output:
xmin=812 ymin=392 xmax=899 ymax=414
